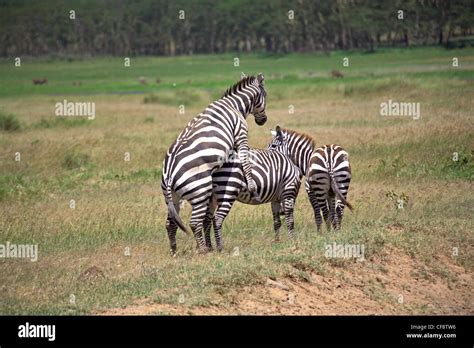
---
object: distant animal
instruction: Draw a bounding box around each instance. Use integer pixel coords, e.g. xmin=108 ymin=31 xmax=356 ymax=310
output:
xmin=331 ymin=70 xmax=344 ymax=78
xmin=32 ymin=78 xmax=47 ymax=85
xmin=161 ymin=74 xmax=268 ymax=256
xmin=203 ymin=125 xmax=302 ymax=251
xmin=156 ymin=78 xmax=161 ymax=84
xmin=72 ymin=81 xmax=82 ymax=86
xmin=139 ymin=77 xmax=147 ymax=85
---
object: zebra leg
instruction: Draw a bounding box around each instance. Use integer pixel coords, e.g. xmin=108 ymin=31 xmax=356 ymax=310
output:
xmin=328 ymin=194 xmax=337 ymax=232
xmin=203 ymin=213 xmax=214 ymax=251
xmin=213 ymin=201 xmax=234 ymax=252
xmin=271 ymin=202 xmax=283 ymax=242
xmin=165 ymin=198 xmax=181 ymax=256
xmin=307 ymin=177 xmax=329 ymax=232
xmin=189 ymin=195 xmax=212 ymax=254
xmin=317 ymin=198 xmax=331 ymax=232
xmin=307 ymin=190 xmax=323 ymax=232
xmin=203 ymin=197 xmax=217 ymax=251
xmin=235 ymin=132 xmax=257 ymax=194
xmin=166 ymin=214 xmax=178 ymax=256
xmin=283 ymin=197 xmax=296 ymax=239
xmin=334 ymin=201 xmax=345 ymax=230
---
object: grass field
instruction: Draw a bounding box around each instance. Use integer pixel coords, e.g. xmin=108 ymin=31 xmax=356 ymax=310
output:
xmin=0 ymin=47 xmax=473 ymax=315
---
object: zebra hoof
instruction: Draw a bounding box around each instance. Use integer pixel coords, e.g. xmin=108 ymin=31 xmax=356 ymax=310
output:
xmin=197 ymin=246 xmax=210 ymax=255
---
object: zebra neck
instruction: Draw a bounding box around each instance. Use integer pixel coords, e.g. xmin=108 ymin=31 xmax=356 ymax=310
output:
xmin=221 ymin=92 xmax=253 ymax=117
xmin=290 ymin=141 xmax=314 ymax=175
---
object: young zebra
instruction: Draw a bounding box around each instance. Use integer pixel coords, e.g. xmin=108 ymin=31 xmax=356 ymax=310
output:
xmin=267 ymin=127 xmax=353 ymax=231
xmin=203 ymin=127 xmax=302 ymax=251
xmin=161 ymin=74 xmax=267 ymax=255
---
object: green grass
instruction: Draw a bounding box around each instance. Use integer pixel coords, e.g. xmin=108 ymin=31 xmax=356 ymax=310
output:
xmin=33 ymin=117 xmax=89 ymax=129
xmin=1 ymin=46 xmax=473 ymax=98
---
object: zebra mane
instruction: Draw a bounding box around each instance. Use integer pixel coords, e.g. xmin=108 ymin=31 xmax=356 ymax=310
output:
xmin=283 ymin=128 xmax=316 ymax=148
xmin=222 ymin=76 xmax=257 ymax=97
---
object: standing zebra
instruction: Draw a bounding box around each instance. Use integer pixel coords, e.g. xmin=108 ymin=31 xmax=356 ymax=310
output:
xmin=203 ymin=126 xmax=302 ymax=251
xmin=161 ymin=74 xmax=267 ymax=255
xmin=307 ymin=144 xmax=353 ymax=230
xmin=267 ymin=127 xmax=353 ymax=231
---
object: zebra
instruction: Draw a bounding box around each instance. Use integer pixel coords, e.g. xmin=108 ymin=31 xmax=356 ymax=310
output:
xmin=161 ymin=74 xmax=267 ymax=255
xmin=307 ymin=144 xmax=353 ymax=230
xmin=203 ymin=126 xmax=303 ymax=251
xmin=267 ymin=126 xmax=353 ymax=231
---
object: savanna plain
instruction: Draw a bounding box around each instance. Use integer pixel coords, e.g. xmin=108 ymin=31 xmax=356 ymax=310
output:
xmin=0 ymin=47 xmax=472 ymax=314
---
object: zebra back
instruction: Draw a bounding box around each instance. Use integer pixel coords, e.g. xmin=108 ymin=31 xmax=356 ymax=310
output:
xmin=213 ymin=147 xmax=301 ymax=204
xmin=267 ymin=126 xmax=315 ymax=176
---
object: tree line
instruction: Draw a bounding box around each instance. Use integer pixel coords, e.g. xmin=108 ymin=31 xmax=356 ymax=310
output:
xmin=1 ymin=0 xmax=473 ymax=57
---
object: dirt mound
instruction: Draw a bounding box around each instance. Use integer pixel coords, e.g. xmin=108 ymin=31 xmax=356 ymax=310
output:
xmin=100 ymin=249 xmax=473 ymax=315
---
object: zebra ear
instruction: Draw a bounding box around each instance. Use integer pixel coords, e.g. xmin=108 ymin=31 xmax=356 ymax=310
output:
xmin=276 ymin=125 xmax=283 ymax=141
xmin=270 ymin=130 xmax=277 ymax=136
xmin=257 ymin=73 xmax=264 ymax=84
xmin=275 ymin=126 xmax=283 ymax=137
xmin=276 ymin=126 xmax=284 ymax=141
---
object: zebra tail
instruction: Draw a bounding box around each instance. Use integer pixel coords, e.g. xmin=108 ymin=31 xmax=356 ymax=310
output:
xmin=329 ymin=172 xmax=354 ymax=212
xmin=167 ymin=201 xmax=190 ymax=235
xmin=166 ymin=179 xmax=190 ymax=235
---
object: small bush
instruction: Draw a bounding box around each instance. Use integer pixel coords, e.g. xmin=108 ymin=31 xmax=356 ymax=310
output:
xmin=442 ymin=149 xmax=474 ymax=180
xmin=62 ymin=151 xmax=90 ymax=170
xmin=0 ymin=174 xmax=41 ymax=201
xmin=143 ymin=95 xmax=161 ymax=104
xmin=0 ymin=112 xmax=21 ymax=131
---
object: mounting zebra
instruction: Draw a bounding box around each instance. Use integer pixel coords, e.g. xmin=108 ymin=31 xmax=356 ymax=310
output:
xmin=161 ymin=74 xmax=267 ymax=255
xmin=203 ymin=125 xmax=302 ymax=251
xmin=267 ymin=126 xmax=353 ymax=232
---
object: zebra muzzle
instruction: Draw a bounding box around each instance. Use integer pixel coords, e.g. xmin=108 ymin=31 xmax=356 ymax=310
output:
xmin=254 ymin=113 xmax=267 ymax=126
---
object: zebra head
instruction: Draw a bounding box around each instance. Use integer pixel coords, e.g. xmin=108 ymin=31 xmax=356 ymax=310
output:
xmin=251 ymin=73 xmax=267 ymax=126
xmin=267 ymin=125 xmax=288 ymax=155
xmin=223 ymin=73 xmax=267 ymax=125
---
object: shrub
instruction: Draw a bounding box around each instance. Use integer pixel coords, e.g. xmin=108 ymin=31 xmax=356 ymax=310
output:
xmin=0 ymin=112 xmax=21 ymax=131
xmin=62 ymin=151 xmax=90 ymax=169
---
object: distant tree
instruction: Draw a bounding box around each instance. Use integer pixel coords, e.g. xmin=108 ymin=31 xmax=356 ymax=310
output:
xmin=0 ymin=0 xmax=472 ymax=57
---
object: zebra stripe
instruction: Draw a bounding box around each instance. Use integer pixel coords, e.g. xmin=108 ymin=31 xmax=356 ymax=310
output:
xmin=203 ymin=133 xmax=302 ymax=250
xmin=161 ymin=74 xmax=267 ymax=255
